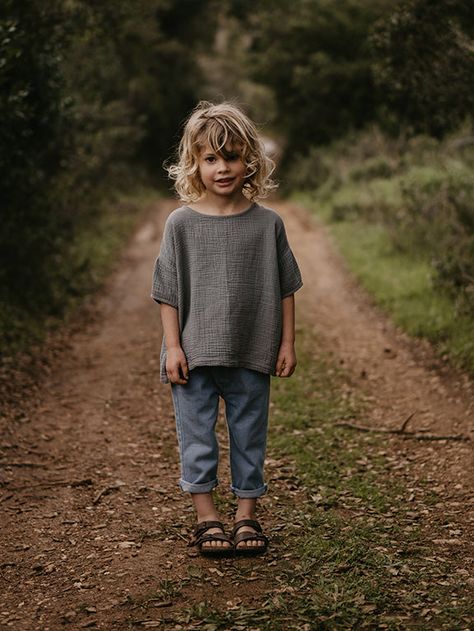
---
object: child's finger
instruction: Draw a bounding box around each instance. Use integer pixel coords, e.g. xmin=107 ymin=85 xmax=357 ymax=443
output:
xmin=285 ymin=365 xmax=295 ymax=377
xmin=176 ymin=366 xmax=188 ymax=384
xmin=180 ymin=359 xmax=189 ymax=381
xmin=281 ymin=364 xmax=290 ymax=377
xmin=276 ymin=356 xmax=286 ymax=377
xmin=281 ymin=360 xmax=296 ymax=378
xmin=168 ymin=366 xmax=179 ymax=383
xmin=275 ymin=357 xmax=282 ymax=376
xmin=168 ymin=363 xmax=186 ymax=384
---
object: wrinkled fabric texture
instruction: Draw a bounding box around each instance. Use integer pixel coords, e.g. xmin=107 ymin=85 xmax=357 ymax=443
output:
xmin=171 ymin=366 xmax=270 ymax=497
xmin=151 ymin=202 xmax=303 ymax=383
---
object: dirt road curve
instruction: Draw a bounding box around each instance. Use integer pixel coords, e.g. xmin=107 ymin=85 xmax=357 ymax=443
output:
xmin=0 ymin=198 xmax=472 ymax=629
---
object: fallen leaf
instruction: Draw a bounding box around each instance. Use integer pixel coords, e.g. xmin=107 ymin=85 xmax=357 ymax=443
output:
xmin=188 ymin=565 xmax=202 ymax=578
xmin=361 ymin=604 xmax=377 ymax=613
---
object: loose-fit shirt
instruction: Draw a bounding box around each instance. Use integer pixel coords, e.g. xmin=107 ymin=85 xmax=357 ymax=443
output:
xmin=151 ymin=202 xmax=303 ymax=383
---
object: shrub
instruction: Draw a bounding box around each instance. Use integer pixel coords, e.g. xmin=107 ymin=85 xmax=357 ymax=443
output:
xmin=392 ymin=170 xmax=474 ymax=312
xmin=284 ymin=147 xmax=332 ymax=192
xmin=288 ymin=126 xmax=474 ymax=315
xmin=348 ymin=156 xmax=397 ymax=182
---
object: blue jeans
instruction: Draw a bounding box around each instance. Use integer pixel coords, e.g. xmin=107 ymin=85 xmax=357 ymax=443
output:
xmin=170 ymin=366 xmax=270 ymax=498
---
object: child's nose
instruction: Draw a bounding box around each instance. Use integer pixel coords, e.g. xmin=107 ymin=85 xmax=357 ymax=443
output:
xmin=217 ymin=158 xmax=230 ymax=171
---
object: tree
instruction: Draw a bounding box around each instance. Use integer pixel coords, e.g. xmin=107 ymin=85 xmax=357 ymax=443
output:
xmin=371 ymin=0 xmax=474 ymax=137
xmin=0 ymin=0 xmax=219 ymax=348
xmin=247 ymin=0 xmax=390 ymax=156
xmin=0 ymin=0 xmax=71 ymax=315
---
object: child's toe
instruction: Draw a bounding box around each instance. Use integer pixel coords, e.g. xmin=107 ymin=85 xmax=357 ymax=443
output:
xmin=192 ymin=523 xmax=232 ymax=554
xmin=233 ymin=520 xmax=268 ymax=554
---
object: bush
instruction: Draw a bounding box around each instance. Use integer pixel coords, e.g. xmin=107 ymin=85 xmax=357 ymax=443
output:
xmin=288 ymin=126 xmax=474 ymax=314
xmin=391 ymin=170 xmax=474 ymax=312
xmin=284 ymin=147 xmax=332 ymax=192
xmin=348 ymin=156 xmax=396 ymax=182
xmin=0 ymin=1 xmax=72 ymax=314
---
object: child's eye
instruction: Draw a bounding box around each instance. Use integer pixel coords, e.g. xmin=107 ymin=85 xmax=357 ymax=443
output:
xmin=205 ymin=156 xmax=216 ymax=163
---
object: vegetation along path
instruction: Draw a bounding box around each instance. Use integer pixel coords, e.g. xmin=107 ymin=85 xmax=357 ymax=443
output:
xmin=1 ymin=198 xmax=473 ymax=630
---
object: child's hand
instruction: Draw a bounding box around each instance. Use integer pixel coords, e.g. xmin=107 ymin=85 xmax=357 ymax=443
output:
xmin=166 ymin=347 xmax=189 ymax=384
xmin=275 ymin=342 xmax=297 ymax=378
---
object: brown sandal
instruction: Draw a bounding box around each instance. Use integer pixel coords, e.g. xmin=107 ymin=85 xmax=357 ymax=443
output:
xmin=233 ymin=519 xmax=269 ymax=556
xmin=189 ymin=521 xmax=234 ymax=557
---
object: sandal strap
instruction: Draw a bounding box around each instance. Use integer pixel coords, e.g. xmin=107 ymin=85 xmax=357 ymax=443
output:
xmin=194 ymin=532 xmax=233 ymax=547
xmin=189 ymin=520 xmax=231 ymax=548
xmin=232 ymin=519 xmax=263 ymax=536
xmin=193 ymin=520 xmax=225 ymax=538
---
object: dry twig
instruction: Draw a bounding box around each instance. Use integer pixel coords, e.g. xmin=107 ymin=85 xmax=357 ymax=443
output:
xmin=93 ymin=481 xmax=124 ymax=505
xmin=335 ymin=412 xmax=470 ymax=442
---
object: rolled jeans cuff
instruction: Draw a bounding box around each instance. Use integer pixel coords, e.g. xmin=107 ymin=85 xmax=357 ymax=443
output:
xmin=231 ymin=483 xmax=268 ymax=499
xmin=179 ymin=478 xmax=218 ymax=494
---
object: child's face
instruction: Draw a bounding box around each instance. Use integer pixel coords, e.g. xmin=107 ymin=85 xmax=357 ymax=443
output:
xmin=197 ymin=142 xmax=247 ymax=199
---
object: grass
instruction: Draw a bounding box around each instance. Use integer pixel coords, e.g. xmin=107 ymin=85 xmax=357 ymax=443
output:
xmin=152 ymin=329 xmax=472 ymax=630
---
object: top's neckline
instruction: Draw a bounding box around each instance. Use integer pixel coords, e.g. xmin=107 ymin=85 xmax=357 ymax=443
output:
xmin=183 ymin=201 xmax=257 ymax=218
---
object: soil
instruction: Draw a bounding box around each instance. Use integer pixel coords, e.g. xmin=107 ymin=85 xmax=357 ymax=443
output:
xmin=0 ymin=198 xmax=472 ymax=630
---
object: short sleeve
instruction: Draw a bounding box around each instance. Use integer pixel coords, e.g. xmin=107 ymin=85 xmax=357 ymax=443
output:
xmin=150 ymin=217 xmax=178 ymax=308
xmin=276 ymin=218 xmax=303 ymax=298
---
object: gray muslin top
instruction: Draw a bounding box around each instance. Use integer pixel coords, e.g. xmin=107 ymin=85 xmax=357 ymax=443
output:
xmin=151 ymin=202 xmax=303 ymax=383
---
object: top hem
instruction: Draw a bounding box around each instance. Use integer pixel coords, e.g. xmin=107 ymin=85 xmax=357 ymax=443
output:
xmin=150 ymin=293 xmax=178 ymax=308
xmin=160 ymin=357 xmax=275 ymax=384
xmin=282 ymin=279 xmax=303 ymax=299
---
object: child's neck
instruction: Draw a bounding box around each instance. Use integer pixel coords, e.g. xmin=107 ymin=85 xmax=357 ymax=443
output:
xmin=190 ymin=192 xmax=251 ymax=216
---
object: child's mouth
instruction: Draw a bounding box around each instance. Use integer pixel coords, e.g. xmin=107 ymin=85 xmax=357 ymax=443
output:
xmin=216 ymin=178 xmax=234 ymax=185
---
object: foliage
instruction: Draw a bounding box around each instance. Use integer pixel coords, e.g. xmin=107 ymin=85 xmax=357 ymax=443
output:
xmin=289 ymin=126 xmax=474 ymax=372
xmin=371 ymin=0 xmax=474 ymax=137
xmin=224 ymin=0 xmax=474 ymax=159
xmin=248 ymin=0 xmax=389 ymax=157
xmin=389 ymin=168 xmax=474 ymax=311
xmin=0 ymin=1 xmax=72 ymax=316
xmin=0 ymin=0 xmax=215 ymax=356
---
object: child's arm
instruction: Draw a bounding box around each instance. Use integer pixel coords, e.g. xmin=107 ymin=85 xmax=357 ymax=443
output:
xmin=160 ymin=303 xmax=189 ymax=384
xmin=275 ymin=294 xmax=297 ymax=378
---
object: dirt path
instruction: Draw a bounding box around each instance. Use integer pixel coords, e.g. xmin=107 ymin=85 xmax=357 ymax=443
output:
xmin=1 ymin=198 xmax=472 ymax=630
xmin=276 ymin=201 xmax=473 ymax=473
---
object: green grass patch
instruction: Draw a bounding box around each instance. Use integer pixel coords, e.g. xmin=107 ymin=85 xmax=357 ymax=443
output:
xmin=170 ymin=329 xmax=472 ymax=630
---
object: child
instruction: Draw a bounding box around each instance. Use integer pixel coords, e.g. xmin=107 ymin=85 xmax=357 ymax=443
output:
xmin=151 ymin=101 xmax=302 ymax=556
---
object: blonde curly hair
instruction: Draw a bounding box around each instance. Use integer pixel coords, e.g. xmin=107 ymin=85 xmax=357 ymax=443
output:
xmin=166 ymin=101 xmax=277 ymax=202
